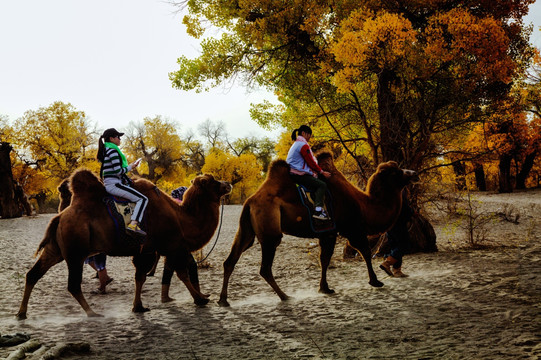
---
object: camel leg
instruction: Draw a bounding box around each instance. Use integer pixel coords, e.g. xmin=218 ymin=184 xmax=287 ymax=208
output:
xmin=132 ymin=253 xmax=154 ymax=313
xmin=348 ymin=237 xmax=384 ymax=288
xmin=66 ymin=259 xmax=102 ymax=317
xmin=318 ymin=234 xmax=337 ymax=294
xmin=175 ymin=268 xmax=209 ymax=306
xmin=187 ymin=253 xmax=209 ymax=298
xmin=17 ymin=246 xmax=63 ymax=320
xmin=218 ymin=227 xmax=256 ymax=307
xmin=260 ymin=238 xmax=290 ymax=301
xmin=146 ymin=253 xmax=160 ymax=276
xmin=168 ymin=251 xmax=209 ymax=306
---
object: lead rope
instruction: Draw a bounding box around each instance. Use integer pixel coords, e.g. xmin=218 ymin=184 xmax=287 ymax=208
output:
xmin=197 ymin=198 xmax=225 ymax=264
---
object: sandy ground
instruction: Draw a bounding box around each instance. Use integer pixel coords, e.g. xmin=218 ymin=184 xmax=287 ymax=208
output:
xmin=0 ymin=190 xmax=540 ymax=359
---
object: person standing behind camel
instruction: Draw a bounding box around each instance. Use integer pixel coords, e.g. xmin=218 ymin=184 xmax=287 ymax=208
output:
xmin=86 ymin=254 xmax=113 ymax=294
xmin=159 ymin=185 xmax=188 ymax=302
xmin=380 ymin=189 xmax=414 ymax=277
xmin=97 ymin=128 xmax=147 ymax=236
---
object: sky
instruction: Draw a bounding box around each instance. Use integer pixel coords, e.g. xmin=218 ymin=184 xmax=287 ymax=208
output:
xmin=1 ymin=1 xmax=540 ymax=140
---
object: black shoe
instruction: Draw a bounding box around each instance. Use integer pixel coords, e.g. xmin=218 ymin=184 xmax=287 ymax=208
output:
xmin=312 ymin=209 xmax=329 ymax=220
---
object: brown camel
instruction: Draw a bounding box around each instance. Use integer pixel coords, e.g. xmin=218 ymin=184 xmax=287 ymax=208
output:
xmin=218 ymin=153 xmax=419 ymax=306
xmin=17 ymin=169 xmax=231 ymax=319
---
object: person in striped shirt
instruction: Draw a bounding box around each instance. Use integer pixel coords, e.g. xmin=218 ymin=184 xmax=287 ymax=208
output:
xmin=97 ymin=128 xmax=147 ymax=236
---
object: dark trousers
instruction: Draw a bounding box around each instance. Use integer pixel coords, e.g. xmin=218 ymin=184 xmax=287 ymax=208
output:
xmin=386 ymin=220 xmax=410 ymax=269
xmin=290 ymin=173 xmax=327 ymax=208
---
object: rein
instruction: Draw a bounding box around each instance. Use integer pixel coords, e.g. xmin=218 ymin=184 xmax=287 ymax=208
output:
xmin=197 ymin=198 xmax=225 ymax=264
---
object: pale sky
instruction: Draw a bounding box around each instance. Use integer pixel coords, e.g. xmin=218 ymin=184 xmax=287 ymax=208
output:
xmin=1 ymin=1 xmax=540 ymax=140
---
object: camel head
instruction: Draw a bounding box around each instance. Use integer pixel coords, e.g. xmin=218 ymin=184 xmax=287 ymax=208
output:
xmin=57 ymin=179 xmax=72 ymax=212
xmin=316 ymin=152 xmax=335 ymax=173
xmin=185 ymin=174 xmax=232 ymax=202
xmin=367 ymin=161 xmax=419 ymax=195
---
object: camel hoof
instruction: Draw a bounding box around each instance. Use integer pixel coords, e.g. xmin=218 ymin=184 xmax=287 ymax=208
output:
xmin=369 ymin=279 xmax=384 ymax=288
xmin=217 ymin=299 xmax=230 ymax=307
xmin=201 ymin=293 xmax=210 ymax=299
xmin=16 ymin=312 xmax=27 ymax=321
xmin=319 ymin=288 xmax=336 ymax=295
xmin=194 ymin=298 xmax=210 ymax=306
xmin=87 ymin=312 xmax=104 ymax=318
xmin=161 ymin=297 xmax=175 ymax=303
xmin=132 ymin=305 xmax=150 ymax=313
xmin=280 ymin=295 xmax=292 ymax=302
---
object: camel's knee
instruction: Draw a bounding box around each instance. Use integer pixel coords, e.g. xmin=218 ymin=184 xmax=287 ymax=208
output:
xmin=25 ymin=266 xmax=43 ymax=286
xmin=223 ymin=254 xmax=239 ymax=273
xmin=67 ymin=281 xmax=82 ymax=295
xmin=133 ymin=254 xmax=155 ymax=275
xmin=259 ymin=266 xmax=274 ymax=280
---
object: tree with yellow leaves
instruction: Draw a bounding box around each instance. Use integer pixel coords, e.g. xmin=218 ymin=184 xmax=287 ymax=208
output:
xmin=170 ymin=0 xmax=535 ymax=176
xmin=123 ymin=116 xmax=188 ymax=185
xmin=202 ymin=149 xmax=262 ymax=203
xmin=9 ymin=101 xmax=97 ymax=211
xmin=13 ymin=101 xmax=97 ymax=181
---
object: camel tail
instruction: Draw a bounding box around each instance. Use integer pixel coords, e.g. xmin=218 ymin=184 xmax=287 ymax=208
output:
xmin=235 ymin=202 xmax=256 ymax=246
xmin=35 ymin=215 xmax=60 ymax=258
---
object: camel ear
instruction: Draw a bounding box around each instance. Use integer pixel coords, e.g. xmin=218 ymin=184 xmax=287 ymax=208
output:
xmin=194 ymin=175 xmax=209 ymax=187
xmin=376 ymin=162 xmax=389 ymax=172
xmin=377 ymin=161 xmax=399 ymax=172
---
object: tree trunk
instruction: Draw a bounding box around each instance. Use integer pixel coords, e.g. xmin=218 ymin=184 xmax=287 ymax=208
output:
xmin=377 ymin=70 xmax=406 ymax=164
xmin=498 ymin=154 xmax=513 ymax=193
xmin=32 ymin=191 xmax=47 ymax=214
xmin=473 ymin=162 xmax=487 ymax=191
xmin=14 ymin=183 xmax=32 ymax=216
xmin=0 ymin=142 xmax=22 ymax=218
xmin=516 ymin=150 xmax=537 ymax=190
xmin=452 ymin=161 xmax=467 ymax=190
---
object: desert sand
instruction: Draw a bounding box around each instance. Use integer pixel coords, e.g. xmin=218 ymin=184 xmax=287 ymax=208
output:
xmin=0 ymin=190 xmax=540 ymax=359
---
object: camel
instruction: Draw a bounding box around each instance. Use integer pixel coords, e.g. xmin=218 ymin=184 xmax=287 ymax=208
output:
xmin=17 ymin=169 xmax=231 ymax=319
xmin=218 ymin=153 xmax=419 ymax=306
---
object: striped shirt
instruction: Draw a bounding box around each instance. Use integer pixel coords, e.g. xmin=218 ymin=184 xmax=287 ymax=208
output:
xmin=101 ymin=147 xmax=130 ymax=184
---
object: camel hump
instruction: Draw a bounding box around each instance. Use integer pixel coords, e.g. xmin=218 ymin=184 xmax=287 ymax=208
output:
xmin=267 ymin=159 xmax=290 ymax=180
xmin=69 ymin=168 xmax=105 ymax=196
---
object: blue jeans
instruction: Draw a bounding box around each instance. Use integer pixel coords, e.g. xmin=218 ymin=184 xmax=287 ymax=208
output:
xmin=85 ymin=253 xmax=107 ymax=271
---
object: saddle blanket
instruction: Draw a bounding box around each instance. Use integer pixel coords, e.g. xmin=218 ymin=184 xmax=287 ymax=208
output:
xmin=103 ymin=196 xmax=145 ymax=246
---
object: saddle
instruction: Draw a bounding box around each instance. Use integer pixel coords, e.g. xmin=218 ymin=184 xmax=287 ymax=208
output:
xmin=103 ymin=196 xmax=146 ymax=246
xmin=296 ymin=184 xmax=336 ymax=233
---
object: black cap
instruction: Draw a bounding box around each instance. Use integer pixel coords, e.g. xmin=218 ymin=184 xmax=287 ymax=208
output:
xmin=102 ymin=128 xmax=124 ymax=139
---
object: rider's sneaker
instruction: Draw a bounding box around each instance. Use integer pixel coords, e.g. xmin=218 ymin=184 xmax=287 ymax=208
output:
xmin=126 ymin=222 xmax=147 ymax=237
xmin=312 ymin=209 xmax=330 ymax=220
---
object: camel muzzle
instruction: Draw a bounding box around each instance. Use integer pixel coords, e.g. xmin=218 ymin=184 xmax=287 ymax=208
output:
xmin=404 ymin=169 xmax=420 ymax=184
xmin=222 ymin=182 xmax=233 ymax=195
